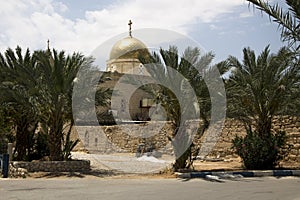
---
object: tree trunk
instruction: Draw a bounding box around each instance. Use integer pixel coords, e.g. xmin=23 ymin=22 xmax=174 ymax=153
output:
xmin=173 ymin=146 xmax=192 ymax=171
xmin=14 ymin=125 xmax=28 ymax=161
xmin=171 ymin=126 xmax=193 ymax=171
xmin=14 ymin=118 xmax=38 ymax=161
xmin=257 ymin=116 xmax=272 ymax=138
xmin=47 ymin=105 xmax=64 ymax=161
xmin=48 ymin=115 xmax=64 ymax=161
xmin=48 ymin=128 xmax=63 ymax=161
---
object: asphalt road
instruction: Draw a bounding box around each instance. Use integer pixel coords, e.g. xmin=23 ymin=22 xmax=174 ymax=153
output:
xmin=0 ymin=177 xmax=299 ymax=200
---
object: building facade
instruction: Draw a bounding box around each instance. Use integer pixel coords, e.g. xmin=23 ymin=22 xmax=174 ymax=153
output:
xmin=97 ymin=20 xmax=158 ymax=123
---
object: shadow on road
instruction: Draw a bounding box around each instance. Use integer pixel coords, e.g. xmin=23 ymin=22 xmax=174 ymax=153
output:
xmin=28 ymin=169 xmax=120 ymax=179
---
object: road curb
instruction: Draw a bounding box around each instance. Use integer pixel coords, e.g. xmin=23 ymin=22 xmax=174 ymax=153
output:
xmin=176 ymin=170 xmax=300 ymax=179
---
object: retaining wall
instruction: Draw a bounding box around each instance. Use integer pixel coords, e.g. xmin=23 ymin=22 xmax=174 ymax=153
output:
xmin=207 ymin=116 xmax=300 ymax=163
xmin=73 ymin=116 xmax=300 ymax=163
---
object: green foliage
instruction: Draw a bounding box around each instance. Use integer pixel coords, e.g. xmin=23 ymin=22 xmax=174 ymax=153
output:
xmin=32 ymin=49 xmax=93 ymax=160
xmin=246 ymin=0 xmax=300 ymax=115
xmin=140 ymin=46 xmax=214 ymax=129
xmin=227 ymin=46 xmax=298 ymax=169
xmin=62 ymin=125 xmax=79 ymax=161
xmin=0 ymin=47 xmax=39 ymax=160
xmin=232 ymin=0 xmax=300 ymax=170
xmin=0 ymin=46 xmax=98 ymax=161
xmin=140 ymin=46 xmax=228 ymax=170
xmin=247 ymin=0 xmax=300 ymax=48
xmin=232 ymin=130 xmax=289 ymax=169
xmin=227 ymin=46 xmax=297 ymax=135
xmin=29 ymin=132 xmax=50 ymax=161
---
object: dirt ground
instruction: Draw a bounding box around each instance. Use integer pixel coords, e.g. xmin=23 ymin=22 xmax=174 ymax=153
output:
xmin=24 ymin=157 xmax=241 ymax=179
xmin=21 ymin=156 xmax=300 ymax=179
xmin=193 ymin=157 xmax=243 ymax=172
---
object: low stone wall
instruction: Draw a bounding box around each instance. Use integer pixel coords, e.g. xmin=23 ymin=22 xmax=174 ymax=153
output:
xmin=12 ymin=160 xmax=90 ymax=172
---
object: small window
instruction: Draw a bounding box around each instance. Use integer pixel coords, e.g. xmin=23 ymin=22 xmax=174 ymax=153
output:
xmin=140 ymin=98 xmax=155 ymax=108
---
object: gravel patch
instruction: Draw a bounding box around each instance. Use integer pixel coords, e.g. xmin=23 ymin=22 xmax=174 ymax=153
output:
xmin=72 ymin=152 xmax=174 ymax=174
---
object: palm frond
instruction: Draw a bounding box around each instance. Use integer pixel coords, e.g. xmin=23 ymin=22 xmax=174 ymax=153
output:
xmin=247 ymin=0 xmax=300 ymax=45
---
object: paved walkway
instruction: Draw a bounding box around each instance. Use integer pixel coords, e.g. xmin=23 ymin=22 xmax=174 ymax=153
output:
xmin=71 ymin=152 xmax=174 ymax=174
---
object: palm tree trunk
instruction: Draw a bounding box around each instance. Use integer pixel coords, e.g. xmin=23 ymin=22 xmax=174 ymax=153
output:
xmin=14 ymin=126 xmax=28 ymax=161
xmin=172 ymin=126 xmax=193 ymax=171
xmin=48 ymin=114 xmax=64 ymax=161
xmin=14 ymin=119 xmax=33 ymax=161
xmin=48 ymin=128 xmax=63 ymax=161
xmin=257 ymin=116 xmax=272 ymax=138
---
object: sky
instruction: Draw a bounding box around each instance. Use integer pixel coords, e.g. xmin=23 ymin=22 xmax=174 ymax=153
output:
xmin=0 ymin=0 xmax=285 ymax=67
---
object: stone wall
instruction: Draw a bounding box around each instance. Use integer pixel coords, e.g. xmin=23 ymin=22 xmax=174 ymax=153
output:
xmin=204 ymin=116 xmax=300 ymax=163
xmin=12 ymin=160 xmax=90 ymax=172
xmin=74 ymin=122 xmax=176 ymax=154
xmin=74 ymin=120 xmax=201 ymax=155
xmin=73 ymin=116 xmax=300 ymax=163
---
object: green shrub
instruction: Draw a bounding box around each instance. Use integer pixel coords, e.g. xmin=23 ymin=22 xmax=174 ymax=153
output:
xmin=30 ymin=132 xmax=50 ymax=160
xmin=232 ymin=130 xmax=288 ymax=170
xmin=62 ymin=129 xmax=79 ymax=161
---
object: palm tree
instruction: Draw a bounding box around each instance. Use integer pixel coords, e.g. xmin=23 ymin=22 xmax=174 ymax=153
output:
xmin=227 ymin=46 xmax=299 ymax=169
xmin=0 ymin=47 xmax=39 ymax=160
xmin=247 ymin=0 xmax=300 ymax=114
xmin=34 ymin=49 xmax=93 ymax=161
xmin=0 ymin=46 xmax=106 ymax=161
xmin=140 ymin=46 xmax=228 ymax=170
xmin=227 ymin=46 xmax=296 ymax=136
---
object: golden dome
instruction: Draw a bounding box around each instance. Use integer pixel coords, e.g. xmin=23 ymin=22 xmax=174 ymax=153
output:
xmin=109 ymin=36 xmax=150 ymax=60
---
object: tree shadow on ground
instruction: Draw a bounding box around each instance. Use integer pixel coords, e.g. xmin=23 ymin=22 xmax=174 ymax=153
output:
xmin=28 ymin=169 xmax=120 ymax=179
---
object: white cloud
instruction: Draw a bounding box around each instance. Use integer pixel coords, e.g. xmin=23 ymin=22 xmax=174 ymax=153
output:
xmin=209 ymin=24 xmax=221 ymax=31
xmin=53 ymin=1 xmax=68 ymax=13
xmin=0 ymin=0 xmax=246 ymax=55
xmin=239 ymin=11 xmax=254 ymax=18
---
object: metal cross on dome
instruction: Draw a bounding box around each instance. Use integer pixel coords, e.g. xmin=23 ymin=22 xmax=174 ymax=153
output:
xmin=128 ymin=20 xmax=132 ymax=37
